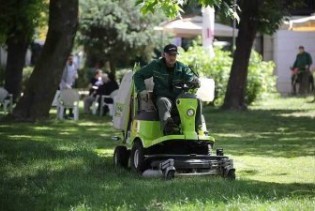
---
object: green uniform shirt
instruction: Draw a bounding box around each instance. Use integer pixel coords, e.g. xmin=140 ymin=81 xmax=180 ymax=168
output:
xmin=134 ymin=58 xmax=197 ymax=100
xmin=293 ymin=52 xmax=312 ymax=71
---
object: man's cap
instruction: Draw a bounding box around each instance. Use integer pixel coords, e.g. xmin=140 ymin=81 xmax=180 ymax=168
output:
xmin=164 ymin=44 xmax=178 ymax=54
xmin=299 ymin=45 xmax=304 ymax=49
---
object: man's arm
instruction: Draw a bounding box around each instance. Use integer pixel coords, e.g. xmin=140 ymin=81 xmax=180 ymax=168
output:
xmin=133 ymin=61 xmax=156 ymax=92
xmin=181 ymin=65 xmax=200 ymax=88
xmin=182 ymin=64 xmax=197 ymax=80
xmin=292 ymin=55 xmax=298 ymax=68
xmin=60 ymin=67 xmax=71 ymax=89
xmin=307 ymin=52 xmax=312 ymax=66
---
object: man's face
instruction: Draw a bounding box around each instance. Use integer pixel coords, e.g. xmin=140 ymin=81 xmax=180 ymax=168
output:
xmin=164 ymin=52 xmax=177 ymax=67
xmin=299 ymin=48 xmax=304 ymax=54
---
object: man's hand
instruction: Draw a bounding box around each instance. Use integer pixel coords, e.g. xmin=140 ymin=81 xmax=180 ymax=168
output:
xmin=139 ymin=90 xmax=148 ymax=102
xmin=291 ymin=68 xmax=298 ymax=75
xmin=191 ymin=78 xmax=201 ymax=88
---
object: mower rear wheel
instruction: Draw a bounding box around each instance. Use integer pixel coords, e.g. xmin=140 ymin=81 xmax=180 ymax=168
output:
xmin=113 ymin=146 xmax=129 ymax=168
xmin=130 ymin=141 xmax=146 ymax=174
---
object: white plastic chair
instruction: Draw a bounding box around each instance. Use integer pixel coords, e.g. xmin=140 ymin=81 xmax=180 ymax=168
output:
xmin=100 ymin=90 xmax=118 ymax=117
xmin=91 ymin=95 xmax=100 ymax=115
xmin=0 ymin=87 xmax=13 ymax=114
xmin=57 ymin=89 xmax=80 ymax=120
xmin=51 ymin=90 xmax=60 ymax=107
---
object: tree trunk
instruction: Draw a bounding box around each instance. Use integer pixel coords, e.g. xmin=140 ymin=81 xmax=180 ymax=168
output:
xmin=4 ymin=35 xmax=29 ymax=102
xmin=222 ymin=0 xmax=263 ymax=110
xmin=9 ymin=0 xmax=78 ymax=121
xmin=109 ymin=59 xmax=117 ymax=81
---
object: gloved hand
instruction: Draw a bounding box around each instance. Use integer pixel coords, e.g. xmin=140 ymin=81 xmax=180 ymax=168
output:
xmin=191 ymin=78 xmax=201 ymax=88
xmin=139 ymin=90 xmax=148 ymax=102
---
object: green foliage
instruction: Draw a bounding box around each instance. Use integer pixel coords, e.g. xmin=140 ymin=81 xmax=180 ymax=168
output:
xmin=136 ymin=0 xmax=238 ymax=20
xmin=77 ymin=0 xmax=166 ymax=69
xmin=0 ymin=0 xmax=47 ymax=44
xmin=246 ymin=51 xmax=276 ymax=104
xmin=136 ymin=0 xmax=184 ymax=18
xmin=179 ymin=43 xmax=276 ymax=106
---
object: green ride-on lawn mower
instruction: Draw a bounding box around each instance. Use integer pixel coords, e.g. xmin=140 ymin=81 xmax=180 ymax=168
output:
xmin=112 ymin=68 xmax=235 ymax=180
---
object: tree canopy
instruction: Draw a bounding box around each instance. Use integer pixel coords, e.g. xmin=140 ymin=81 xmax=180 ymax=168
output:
xmin=136 ymin=0 xmax=238 ymax=20
xmin=78 ymin=0 xmax=166 ymax=72
xmin=0 ymin=0 xmax=47 ymax=44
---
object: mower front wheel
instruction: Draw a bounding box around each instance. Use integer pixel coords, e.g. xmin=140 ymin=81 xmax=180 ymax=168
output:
xmin=113 ymin=146 xmax=129 ymax=168
xmin=226 ymin=169 xmax=236 ymax=180
xmin=130 ymin=141 xmax=146 ymax=174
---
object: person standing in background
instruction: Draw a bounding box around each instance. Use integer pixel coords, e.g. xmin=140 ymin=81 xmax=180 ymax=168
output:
xmin=60 ymin=55 xmax=78 ymax=89
xmin=59 ymin=54 xmax=78 ymax=118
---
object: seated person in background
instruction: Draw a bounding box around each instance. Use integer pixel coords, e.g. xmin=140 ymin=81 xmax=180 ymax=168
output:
xmin=133 ymin=44 xmax=200 ymax=135
xmin=97 ymin=72 xmax=119 ymax=115
xmin=83 ymin=69 xmax=103 ymax=114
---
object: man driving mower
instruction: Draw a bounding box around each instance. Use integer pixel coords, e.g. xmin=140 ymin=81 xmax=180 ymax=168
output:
xmin=134 ymin=44 xmax=200 ymax=135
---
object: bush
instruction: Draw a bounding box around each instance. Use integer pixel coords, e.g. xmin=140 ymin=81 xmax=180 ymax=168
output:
xmin=247 ymin=51 xmax=276 ymax=104
xmin=178 ymin=44 xmax=276 ymax=106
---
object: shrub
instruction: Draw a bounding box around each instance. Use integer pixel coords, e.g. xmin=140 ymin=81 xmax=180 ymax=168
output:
xmin=178 ymin=44 xmax=276 ymax=106
xmin=247 ymin=51 xmax=276 ymax=103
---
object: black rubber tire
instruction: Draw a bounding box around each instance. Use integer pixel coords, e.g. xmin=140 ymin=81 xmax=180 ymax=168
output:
xmin=130 ymin=141 xmax=146 ymax=174
xmin=226 ymin=169 xmax=236 ymax=180
xmin=113 ymin=146 xmax=129 ymax=168
xmin=165 ymin=170 xmax=175 ymax=180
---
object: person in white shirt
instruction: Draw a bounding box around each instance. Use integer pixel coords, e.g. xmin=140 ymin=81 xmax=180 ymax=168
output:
xmin=60 ymin=55 xmax=78 ymax=89
xmin=59 ymin=55 xmax=78 ymax=118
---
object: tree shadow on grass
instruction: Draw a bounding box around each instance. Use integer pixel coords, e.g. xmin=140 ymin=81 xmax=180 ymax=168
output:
xmin=205 ymin=108 xmax=315 ymax=158
xmin=0 ymin=107 xmax=314 ymax=210
xmin=0 ymin=117 xmax=118 ymax=150
xmin=0 ymin=141 xmax=314 ymax=211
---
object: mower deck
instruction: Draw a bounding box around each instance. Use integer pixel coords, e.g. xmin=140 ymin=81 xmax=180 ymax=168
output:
xmin=145 ymin=154 xmax=235 ymax=179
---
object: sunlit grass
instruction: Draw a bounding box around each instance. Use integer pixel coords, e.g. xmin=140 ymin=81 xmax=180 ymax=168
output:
xmin=236 ymin=155 xmax=315 ymax=184
xmin=0 ymin=96 xmax=314 ymax=210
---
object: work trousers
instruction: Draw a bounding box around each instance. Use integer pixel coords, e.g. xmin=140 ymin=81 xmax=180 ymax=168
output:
xmin=155 ymin=96 xmax=203 ymax=130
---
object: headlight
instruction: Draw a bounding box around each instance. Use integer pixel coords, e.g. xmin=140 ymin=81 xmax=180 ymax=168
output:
xmin=187 ymin=108 xmax=195 ymax=116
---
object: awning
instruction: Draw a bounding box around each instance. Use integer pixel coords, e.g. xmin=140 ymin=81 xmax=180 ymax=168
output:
xmin=284 ymin=15 xmax=315 ymax=31
xmin=156 ymin=16 xmax=238 ymax=38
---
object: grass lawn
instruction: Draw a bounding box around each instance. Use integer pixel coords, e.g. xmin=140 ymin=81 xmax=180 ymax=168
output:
xmin=0 ymin=96 xmax=314 ymax=210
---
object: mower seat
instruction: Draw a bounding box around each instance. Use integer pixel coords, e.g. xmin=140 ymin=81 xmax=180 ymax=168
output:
xmin=136 ymin=77 xmax=159 ymax=121
xmin=137 ymin=91 xmax=159 ymax=121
